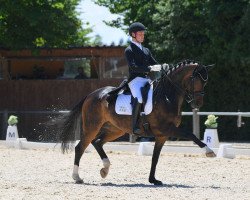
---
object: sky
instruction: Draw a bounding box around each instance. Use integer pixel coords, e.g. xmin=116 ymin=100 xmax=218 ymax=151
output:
xmin=77 ymin=0 xmax=129 ymax=45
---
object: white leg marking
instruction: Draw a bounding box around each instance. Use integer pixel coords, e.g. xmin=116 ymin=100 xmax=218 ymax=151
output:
xmin=73 ymin=165 xmax=79 ymax=175
xmin=72 ymin=165 xmax=83 ymax=183
xmin=103 ymin=158 xmax=111 ymax=168
xmin=100 ymin=158 xmax=111 ymax=178
xmin=203 ymin=146 xmax=212 ymax=153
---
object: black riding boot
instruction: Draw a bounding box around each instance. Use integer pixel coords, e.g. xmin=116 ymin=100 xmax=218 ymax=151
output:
xmin=132 ymin=98 xmax=142 ymax=135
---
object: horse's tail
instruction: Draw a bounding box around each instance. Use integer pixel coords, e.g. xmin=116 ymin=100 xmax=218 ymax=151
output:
xmin=59 ymin=96 xmax=87 ymax=153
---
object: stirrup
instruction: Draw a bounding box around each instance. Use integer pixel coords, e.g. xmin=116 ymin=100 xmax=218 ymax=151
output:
xmin=133 ymin=127 xmax=141 ymax=135
xmin=140 ymin=112 xmax=150 ymax=131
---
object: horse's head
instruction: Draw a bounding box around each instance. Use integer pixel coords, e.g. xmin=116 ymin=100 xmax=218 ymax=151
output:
xmin=155 ymin=61 xmax=211 ymax=109
xmin=182 ymin=63 xmax=208 ymax=108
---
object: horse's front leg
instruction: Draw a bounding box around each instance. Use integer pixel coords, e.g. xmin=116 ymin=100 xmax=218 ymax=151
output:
xmin=149 ymin=137 xmax=167 ymax=185
xmin=186 ymin=132 xmax=216 ymax=157
xmin=172 ymin=125 xmax=216 ymax=157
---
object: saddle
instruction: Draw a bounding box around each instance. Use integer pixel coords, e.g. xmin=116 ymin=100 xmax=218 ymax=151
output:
xmin=107 ymin=79 xmax=129 ymax=97
xmin=106 ymin=80 xmax=153 ymax=136
xmin=107 ymin=79 xmax=152 ymax=114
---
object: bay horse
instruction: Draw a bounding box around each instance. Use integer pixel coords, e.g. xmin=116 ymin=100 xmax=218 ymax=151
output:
xmin=58 ymin=60 xmax=216 ymax=185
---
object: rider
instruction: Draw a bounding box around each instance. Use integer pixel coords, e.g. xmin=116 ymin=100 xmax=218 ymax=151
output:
xmin=125 ymin=22 xmax=161 ymax=134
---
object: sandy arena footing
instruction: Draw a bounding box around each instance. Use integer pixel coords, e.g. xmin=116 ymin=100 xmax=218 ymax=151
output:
xmin=0 ymin=143 xmax=250 ymax=200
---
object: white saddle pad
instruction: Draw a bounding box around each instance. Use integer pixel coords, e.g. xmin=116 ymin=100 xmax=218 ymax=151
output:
xmin=115 ymin=85 xmax=153 ymax=115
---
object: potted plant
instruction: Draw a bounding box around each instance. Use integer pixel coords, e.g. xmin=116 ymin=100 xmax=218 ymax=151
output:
xmin=203 ymin=115 xmax=219 ymax=148
xmin=8 ymin=115 xmax=18 ymax=126
xmin=6 ymin=115 xmax=19 ymax=141
xmin=204 ymin=115 xmax=218 ymax=129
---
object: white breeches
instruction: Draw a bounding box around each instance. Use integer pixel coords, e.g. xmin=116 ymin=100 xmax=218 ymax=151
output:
xmin=128 ymin=77 xmax=151 ymax=103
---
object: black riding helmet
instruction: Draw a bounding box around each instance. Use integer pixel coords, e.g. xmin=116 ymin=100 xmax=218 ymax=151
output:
xmin=128 ymin=22 xmax=146 ymax=36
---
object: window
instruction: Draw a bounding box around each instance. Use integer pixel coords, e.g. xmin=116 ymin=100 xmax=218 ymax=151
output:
xmin=103 ymin=57 xmax=128 ymax=78
xmin=63 ymin=58 xmax=91 ymax=79
xmin=8 ymin=57 xmax=97 ymax=80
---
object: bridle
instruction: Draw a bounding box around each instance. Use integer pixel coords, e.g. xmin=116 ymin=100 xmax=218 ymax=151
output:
xmin=185 ymin=65 xmax=208 ymax=104
xmin=159 ymin=64 xmax=208 ymax=104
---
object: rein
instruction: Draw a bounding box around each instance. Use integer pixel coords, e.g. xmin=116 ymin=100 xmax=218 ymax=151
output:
xmin=155 ymin=64 xmax=208 ymax=104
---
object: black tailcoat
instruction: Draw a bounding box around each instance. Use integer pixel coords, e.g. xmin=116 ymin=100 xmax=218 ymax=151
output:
xmin=125 ymin=42 xmax=157 ymax=80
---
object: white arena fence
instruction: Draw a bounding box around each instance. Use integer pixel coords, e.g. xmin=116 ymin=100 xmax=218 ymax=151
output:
xmin=1 ymin=109 xmax=250 ymax=141
xmin=182 ymin=109 xmax=250 ymax=139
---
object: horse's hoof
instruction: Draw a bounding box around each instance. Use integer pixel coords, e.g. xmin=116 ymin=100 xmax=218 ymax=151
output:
xmin=149 ymin=178 xmax=163 ymax=186
xmin=72 ymin=173 xmax=83 ymax=183
xmin=153 ymin=180 xmax=163 ymax=186
xmin=206 ymin=151 xmax=216 ymax=157
xmin=75 ymin=179 xmax=83 ymax=184
xmin=100 ymin=168 xmax=109 ymax=178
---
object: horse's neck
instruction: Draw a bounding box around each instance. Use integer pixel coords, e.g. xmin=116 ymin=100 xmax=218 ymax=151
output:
xmin=154 ymin=79 xmax=180 ymax=111
xmin=154 ymin=65 xmax=194 ymax=113
xmin=167 ymin=65 xmax=196 ymax=113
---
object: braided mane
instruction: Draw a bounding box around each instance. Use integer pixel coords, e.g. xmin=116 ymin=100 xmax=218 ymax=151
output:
xmin=165 ymin=60 xmax=197 ymax=76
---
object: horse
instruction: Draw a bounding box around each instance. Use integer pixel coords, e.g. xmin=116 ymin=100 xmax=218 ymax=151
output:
xmin=58 ymin=60 xmax=216 ymax=185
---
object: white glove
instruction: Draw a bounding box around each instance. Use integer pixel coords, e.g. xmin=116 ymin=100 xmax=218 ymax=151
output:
xmin=149 ymin=64 xmax=162 ymax=72
xmin=162 ymin=63 xmax=169 ymax=70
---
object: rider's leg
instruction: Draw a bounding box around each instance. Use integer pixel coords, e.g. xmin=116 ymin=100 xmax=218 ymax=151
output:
xmin=132 ymin=97 xmax=142 ymax=134
xmin=128 ymin=77 xmax=148 ymax=134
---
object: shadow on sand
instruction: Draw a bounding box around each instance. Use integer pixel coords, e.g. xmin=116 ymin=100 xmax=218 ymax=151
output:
xmin=65 ymin=181 xmax=195 ymax=188
xmin=65 ymin=180 xmax=222 ymax=190
xmin=101 ymin=182 xmax=194 ymax=188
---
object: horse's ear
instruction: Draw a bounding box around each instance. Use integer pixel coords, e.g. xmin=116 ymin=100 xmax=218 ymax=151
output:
xmin=205 ymin=64 xmax=216 ymax=71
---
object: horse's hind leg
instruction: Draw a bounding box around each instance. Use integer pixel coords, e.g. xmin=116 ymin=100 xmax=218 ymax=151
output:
xmin=91 ymin=124 xmax=124 ymax=179
xmin=73 ymin=139 xmax=86 ymax=183
xmin=73 ymin=123 xmax=104 ymax=183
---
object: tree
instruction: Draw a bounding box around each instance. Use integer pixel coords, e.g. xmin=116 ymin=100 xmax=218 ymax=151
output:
xmin=0 ymin=0 xmax=92 ymax=49
xmin=151 ymin=0 xmax=210 ymax=62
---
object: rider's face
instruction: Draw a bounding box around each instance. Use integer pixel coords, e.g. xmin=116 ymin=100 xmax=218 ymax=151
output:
xmin=132 ymin=31 xmax=145 ymax=43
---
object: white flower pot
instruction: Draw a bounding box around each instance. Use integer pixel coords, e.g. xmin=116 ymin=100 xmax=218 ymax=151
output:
xmin=6 ymin=125 xmax=19 ymax=141
xmin=203 ymin=128 xmax=219 ymax=148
